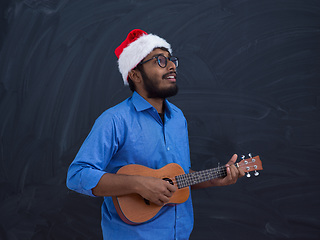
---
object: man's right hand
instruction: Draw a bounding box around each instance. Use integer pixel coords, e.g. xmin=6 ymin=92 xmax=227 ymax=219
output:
xmin=134 ymin=176 xmax=177 ymax=206
xmin=92 ymin=173 xmax=177 ymax=206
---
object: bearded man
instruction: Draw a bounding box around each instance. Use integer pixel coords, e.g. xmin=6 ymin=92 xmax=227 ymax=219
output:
xmin=67 ymin=29 xmax=244 ymax=240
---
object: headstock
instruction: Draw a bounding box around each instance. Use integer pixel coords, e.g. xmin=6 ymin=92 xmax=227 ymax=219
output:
xmin=237 ymin=154 xmax=263 ymax=178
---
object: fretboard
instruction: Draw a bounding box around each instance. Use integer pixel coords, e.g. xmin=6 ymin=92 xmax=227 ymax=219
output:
xmin=175 ymin=166 xmax=228 ymax=189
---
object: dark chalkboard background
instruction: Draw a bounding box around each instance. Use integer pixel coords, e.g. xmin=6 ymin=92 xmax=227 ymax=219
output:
xmin=0 ymin=0 xmax=319 ymax=239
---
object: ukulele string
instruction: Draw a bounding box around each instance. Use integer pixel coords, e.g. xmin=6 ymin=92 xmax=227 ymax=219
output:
xmin=175 ymin=159 xmax=260 ymax=188
xmin=175 ymin=166 xmax=228 ymax=188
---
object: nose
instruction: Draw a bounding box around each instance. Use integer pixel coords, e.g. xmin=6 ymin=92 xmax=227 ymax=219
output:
xmin=167 ymin=59 xmax=176 ymax=71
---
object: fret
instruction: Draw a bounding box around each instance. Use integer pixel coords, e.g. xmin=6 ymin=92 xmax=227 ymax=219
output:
xmin=175 ymin=165 xmax=231 ymax=189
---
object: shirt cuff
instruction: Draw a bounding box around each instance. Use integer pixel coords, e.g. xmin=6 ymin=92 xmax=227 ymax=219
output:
xmin=80 ymin=168 xmax=107 ymax=197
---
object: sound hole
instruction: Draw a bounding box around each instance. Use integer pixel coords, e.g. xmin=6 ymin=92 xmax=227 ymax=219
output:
xmin=143 ymin=198 xmax=150 ymax=205
xmin=163 ymin=177 xmax=173 ymax=185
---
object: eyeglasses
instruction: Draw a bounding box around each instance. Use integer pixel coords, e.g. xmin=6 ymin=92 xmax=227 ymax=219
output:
xmin=139 ymin=54 xmax=179 ymax=68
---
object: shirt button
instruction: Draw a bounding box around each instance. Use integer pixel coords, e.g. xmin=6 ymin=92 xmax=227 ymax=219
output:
xmin=167 ymin=147 xmax=170 ymax=151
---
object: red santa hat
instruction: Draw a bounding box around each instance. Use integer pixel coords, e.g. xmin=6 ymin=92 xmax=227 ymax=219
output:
xmin=115 ymin=29 xmax=172 ymax=85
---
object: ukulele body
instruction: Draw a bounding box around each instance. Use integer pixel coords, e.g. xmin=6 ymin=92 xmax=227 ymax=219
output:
xmin=112 ymin=163 xmax=190 ymax=225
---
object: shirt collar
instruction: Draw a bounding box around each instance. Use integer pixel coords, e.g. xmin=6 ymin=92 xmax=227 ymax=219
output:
xmin=131 ymin=91 xmax=173 ymax=118
xmin=131 ymin=91 xmax=153 ymax=112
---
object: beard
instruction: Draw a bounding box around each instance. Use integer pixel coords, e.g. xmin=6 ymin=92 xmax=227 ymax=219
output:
xmin=140 ymin=69 xmax=178 ymax=99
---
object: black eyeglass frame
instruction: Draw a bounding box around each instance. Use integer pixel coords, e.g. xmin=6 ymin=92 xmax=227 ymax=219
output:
xmin=139 ymin=54 xmax=179 ymax=68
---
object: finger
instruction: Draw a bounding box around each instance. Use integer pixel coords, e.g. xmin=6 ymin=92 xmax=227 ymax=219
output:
xmin=225 ymin=166 xmax=233 ymax=180
xmin=231 ymin=167 xmax=240 ymax=183
xmin=163 ymin=189 xmax=173 ymax=198
xmin=232 ymin=163 xmax=245 ymax=178
xmin=165 ymin=184 xmax=178 ymax=197
xmin=226 ymin=165 xmax=239 ymax=184
xmin=159 ymin=195 xmax=170 ymax=204
xmin=227 ymin=154 xmax=238 ymax=165
xmin=232 ymin=165 xmax=240 ymax=176
xmin=238 ymin=168 xmax=245 ymax=177
xmin=229 ymin=165 xmax=239 ymax=178
xmin=161 ymin=180 xmax=177 ymax=192
xmin=167 ymin=183 xmax=177 ymax=193
xmin=154 ymin=200 xmax=164 ymax=206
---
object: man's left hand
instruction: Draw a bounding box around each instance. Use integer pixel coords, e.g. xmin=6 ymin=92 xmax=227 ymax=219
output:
xmin=209 ymin=154 xmax=245 ymax=187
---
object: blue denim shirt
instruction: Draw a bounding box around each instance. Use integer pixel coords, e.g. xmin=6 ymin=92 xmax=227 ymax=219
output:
xmin=67 ymin=91 xmax=194 ymax=240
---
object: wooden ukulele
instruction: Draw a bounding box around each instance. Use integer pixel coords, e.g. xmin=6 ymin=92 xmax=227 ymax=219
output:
xmin=112 ymin=154 xmax=263 ymax=225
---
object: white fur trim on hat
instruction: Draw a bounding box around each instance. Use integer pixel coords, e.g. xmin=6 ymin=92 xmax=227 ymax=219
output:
xmin=118 ymin=34 xmax=172 ymax=85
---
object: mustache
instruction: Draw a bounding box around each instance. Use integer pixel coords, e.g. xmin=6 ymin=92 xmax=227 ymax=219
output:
xmin=162 ymin=71 xmax=177 ymax=79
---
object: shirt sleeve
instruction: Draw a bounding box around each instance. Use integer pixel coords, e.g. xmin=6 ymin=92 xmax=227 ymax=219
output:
xmin=184 ymin=115 xmax=192 ymax=172
xmin=66 ymin=112 xmax=120 ymax=197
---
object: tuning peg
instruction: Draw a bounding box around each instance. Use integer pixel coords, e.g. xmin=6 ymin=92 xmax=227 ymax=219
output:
xmin=254 ymin=170 xmax=259 ymax=176
xmin=248 ymin=153 xmax=252 ymax=158
xmin=241 ymin=155 xmax=245 ymax=160
xmin=246 ymin=172 xmax=251 ymax=178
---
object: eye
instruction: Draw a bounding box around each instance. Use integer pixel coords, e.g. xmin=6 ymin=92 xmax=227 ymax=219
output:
xmin=157 ymin=55 xmax=167 ymax=67
xmin=170 ymin=57 xmax=178 ymax=67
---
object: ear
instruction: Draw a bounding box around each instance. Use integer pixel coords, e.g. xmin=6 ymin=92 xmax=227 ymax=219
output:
xmin=128 ymin=69 xmax=142 ymax=84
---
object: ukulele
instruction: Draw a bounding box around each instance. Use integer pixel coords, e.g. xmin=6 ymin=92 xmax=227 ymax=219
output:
xmin=112 ymin=154 xmax=262 ymax=225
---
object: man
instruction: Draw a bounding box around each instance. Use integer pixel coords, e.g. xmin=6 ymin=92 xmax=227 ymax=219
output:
xmin=66 ymin=29 xmax=244 ymax=240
